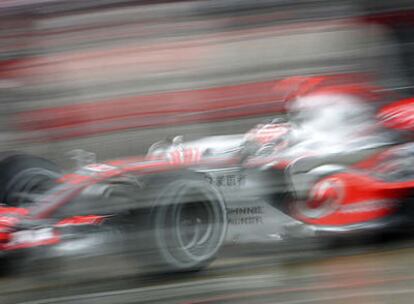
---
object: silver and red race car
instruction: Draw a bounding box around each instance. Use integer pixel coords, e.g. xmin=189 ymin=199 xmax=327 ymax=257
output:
xmin=0 ymin=75 xmax=412 ymax=273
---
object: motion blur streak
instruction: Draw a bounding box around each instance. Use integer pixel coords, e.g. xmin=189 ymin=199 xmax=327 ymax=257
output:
xmin=0 ymin=0 xmax=407 ymax=163
xmin=1 ymin=1 xmax=414 ymax=304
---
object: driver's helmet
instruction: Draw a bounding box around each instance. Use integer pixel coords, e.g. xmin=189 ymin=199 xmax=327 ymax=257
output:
xmin=275 ymin=74 xmax=379 ymax=109
xmin=273 ymin=74 xmax=381 ymax=132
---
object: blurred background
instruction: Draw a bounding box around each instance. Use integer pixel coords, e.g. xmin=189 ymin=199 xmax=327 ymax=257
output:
xmin=2 ymin=1 xmax=414 ymax=303
xmin=0 ymin=0 xmax=412 ymax=166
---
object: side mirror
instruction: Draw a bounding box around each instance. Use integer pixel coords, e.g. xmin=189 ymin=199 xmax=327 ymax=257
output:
xmin=67 ymin=149 xmax=96 ymax=169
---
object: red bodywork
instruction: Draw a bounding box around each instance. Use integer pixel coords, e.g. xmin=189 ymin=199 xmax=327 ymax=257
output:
xmin=379 ymin=98 xmax=414 ymax=133
xmin=291 ymin=95 xmax=414 ymax=227
xmin=293 ymin=171 xmax=412 ymax=226
xmin=0 ymin=207 xmax=105 ymax=251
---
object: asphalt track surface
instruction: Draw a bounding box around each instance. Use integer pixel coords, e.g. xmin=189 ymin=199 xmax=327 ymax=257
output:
xmin=4 ymin=234 xmax=414 ymax=304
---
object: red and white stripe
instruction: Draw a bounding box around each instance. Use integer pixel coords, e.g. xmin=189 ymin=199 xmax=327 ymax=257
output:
xmin=167 ymin=147 xmax=202 ymax=165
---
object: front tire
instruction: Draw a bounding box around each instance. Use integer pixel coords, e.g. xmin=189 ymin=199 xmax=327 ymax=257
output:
xmin=146 ymin=174 xmax=227 ymax=272
xmin=0 ymin=153 xmax=61 ymax=206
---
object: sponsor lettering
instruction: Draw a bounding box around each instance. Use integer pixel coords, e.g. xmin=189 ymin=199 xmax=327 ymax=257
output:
xmin=226 ymin=206 xmax=264 ymax=225
xmin=205 ymin=174 xmax=246 ymax=187
xmin=228 ymin=216 xmax=263 ymax=225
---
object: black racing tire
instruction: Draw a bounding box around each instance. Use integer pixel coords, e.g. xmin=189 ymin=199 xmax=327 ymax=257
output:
xmin=142 ymin=173 xmax=227 ymax=273
xmin=0 ymin=153 xmax=61 ymax=206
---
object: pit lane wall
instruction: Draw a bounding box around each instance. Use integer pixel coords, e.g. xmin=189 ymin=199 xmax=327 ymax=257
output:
xmin=0 ymin=0 xmax=405 ymax=167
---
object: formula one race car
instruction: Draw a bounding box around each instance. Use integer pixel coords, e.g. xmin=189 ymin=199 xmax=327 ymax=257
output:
xmin=0 ymin=75 xmax=413 ymax=274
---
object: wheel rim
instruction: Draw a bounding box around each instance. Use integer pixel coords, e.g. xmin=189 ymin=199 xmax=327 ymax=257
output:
xmin=155 ymin=183 xmax=226 ymax=268
xmin=175 ymin=196 xmax=214 ymax=253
